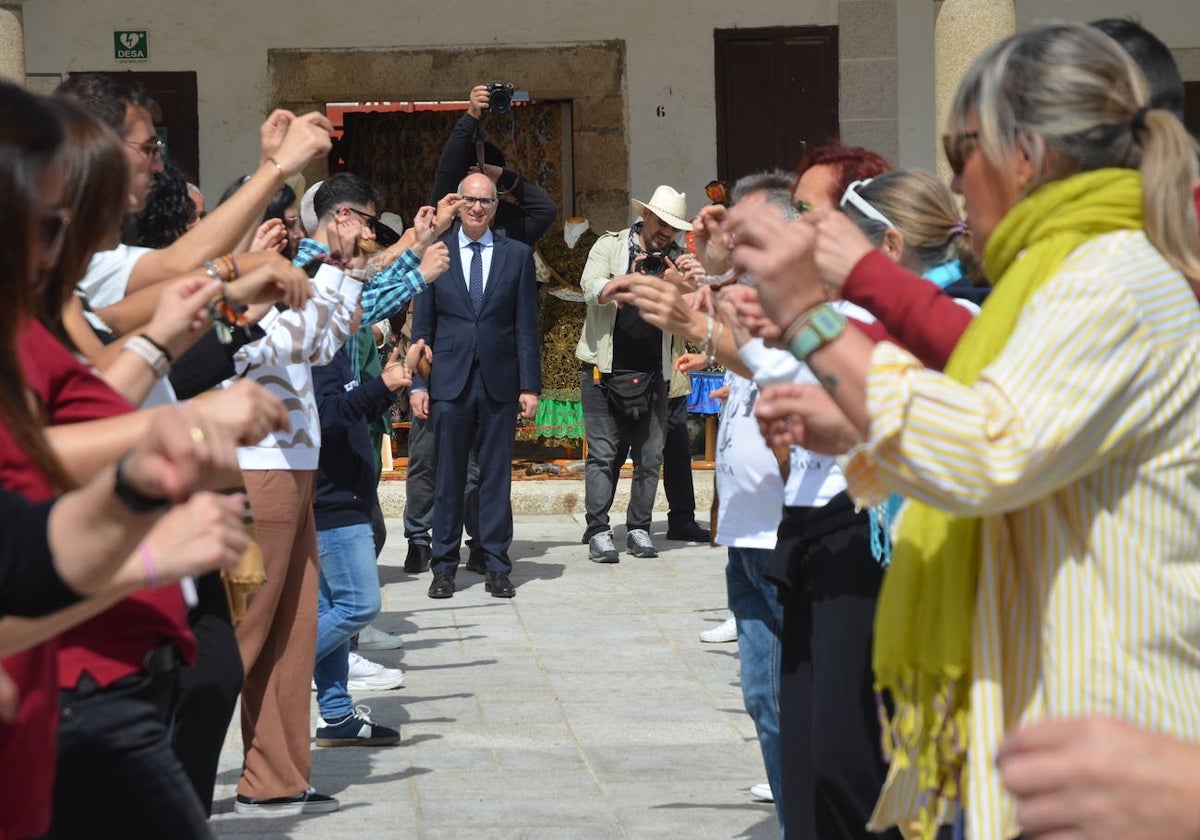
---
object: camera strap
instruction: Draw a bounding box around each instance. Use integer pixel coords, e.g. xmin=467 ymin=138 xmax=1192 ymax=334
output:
xmin=475 ymin=136 xmax=487 ymax=173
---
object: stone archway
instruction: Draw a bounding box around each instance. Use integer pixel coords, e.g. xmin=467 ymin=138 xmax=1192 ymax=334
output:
xmin=268 ymin=41 xmax=630 ymax=231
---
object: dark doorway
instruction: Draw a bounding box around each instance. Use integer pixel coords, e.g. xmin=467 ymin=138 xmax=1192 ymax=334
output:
xmin=71 ymin=70 xmax=200 ymax=184
xmin=714 ymin=26 xmax=839 ymax=184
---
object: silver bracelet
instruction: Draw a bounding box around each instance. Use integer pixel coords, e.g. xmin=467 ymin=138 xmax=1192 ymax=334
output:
xmin=121 ymin=335 xmax=170 ymax=378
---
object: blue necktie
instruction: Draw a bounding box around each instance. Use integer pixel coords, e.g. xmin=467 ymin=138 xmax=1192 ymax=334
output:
xmin=468 ymin=241 xmax=484 ymax=315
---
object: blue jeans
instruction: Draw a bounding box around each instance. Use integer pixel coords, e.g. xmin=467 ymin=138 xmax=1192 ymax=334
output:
xmin=728 ymin=546 xmax=785 ymax=833
xmin=315 ymin=523 xmax=382 ymax=720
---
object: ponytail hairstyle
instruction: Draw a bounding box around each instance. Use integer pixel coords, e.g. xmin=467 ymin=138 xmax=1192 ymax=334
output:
xmin=949 ymin=21 xmax=1200 ymax=289
xmin=840 ymin=169 xmax=980 ymax=280
xmin=0 ymin=81 xmax=74 ymax=491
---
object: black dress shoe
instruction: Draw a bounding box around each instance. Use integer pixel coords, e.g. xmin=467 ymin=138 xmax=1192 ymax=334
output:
xmin=666 ymin=521 xmax=712 ymax=543
xmin=464 ymin=547 xmax=486 ymax=574
xmin=427 ymin=571 xmax=456 ymax=599
xmin=484 ymin=572 xmax=515 ymax=598
xmin=404 ymin=543 xmax=432 ymax=573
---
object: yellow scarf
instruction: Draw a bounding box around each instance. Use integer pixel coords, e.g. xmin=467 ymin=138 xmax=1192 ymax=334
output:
xmin=872 ymin=168 xmax=1145 ymax=834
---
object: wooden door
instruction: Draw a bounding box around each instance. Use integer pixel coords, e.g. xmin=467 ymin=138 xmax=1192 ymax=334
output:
xmin=714 ymin=26 xmax=839 ymax=184
xmin=72 ymin=71 xmax=200 ymax=184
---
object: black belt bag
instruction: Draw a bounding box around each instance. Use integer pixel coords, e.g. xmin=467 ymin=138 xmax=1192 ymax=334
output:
xmin=600 ymin=370 xmax=659 ymax=421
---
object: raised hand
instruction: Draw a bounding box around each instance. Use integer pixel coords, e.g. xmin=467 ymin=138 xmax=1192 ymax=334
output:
xmin=754 ymin=383 xmax=860 ymax=454
xmin=726 ymin=200 xmax=826 ymax=335
xmin=418 ymin=241 xmax=450 ymax=284
xmin=250 ymin=218 xmax=288 ymax=254
xmin=435 ymin=194 xmax=466 ymax=235
xmin=138 ymin=492 xmax=251 ymax=584
xmin=269 ymin=111 xmax=334 ymax=177
xmin=226 ymin=254 xmax=311 ymax=310
xmin=693 ymin=205 xmax=731 ymax=276
xmin=381 ymin=343 xmax=413 ymax=392
xmin=467 ymin=85 xmax=491 ymax=119
xmin=407 ymin=338 xmax=432 ymax=381
xmin=142 ymin=276 xmax=223 ymax=360
xmin=120 ymin=402 xmax=241 ymax=503
xmin=193 ymin=379 xmax=291 ymax=450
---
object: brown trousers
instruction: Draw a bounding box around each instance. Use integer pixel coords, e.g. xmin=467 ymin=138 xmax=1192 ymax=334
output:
xmin=234 ymin=469 xmax=318 ymax=800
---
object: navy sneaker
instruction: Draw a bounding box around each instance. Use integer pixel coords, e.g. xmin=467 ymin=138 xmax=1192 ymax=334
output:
xmin=315 ymin=705 xmax=401 ymax=747
xmin=234 ymin=786 xmax=339 ymax=815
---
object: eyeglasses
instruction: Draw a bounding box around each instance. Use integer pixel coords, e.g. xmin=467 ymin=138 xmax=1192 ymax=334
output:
xmin=283 ymin=215 xmax=304 ymax=232
xmin=40 ymin=206 xmax=72 ymax=261
xmin=461 ymin=195 xmax=496 ymax=208
xmin=839 ymin=179 xmax=895 ymax=230
xmin=942 ymin=131 xmax=980 ymax=176
xmin=343 ymin=206 xmax=379 ymax=230
xmin=125 ymin=136 xmax=166 ymax=160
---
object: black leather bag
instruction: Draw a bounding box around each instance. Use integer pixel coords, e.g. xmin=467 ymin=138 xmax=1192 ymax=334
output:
xmin=601 ymin=370 xmax=659 ymax=420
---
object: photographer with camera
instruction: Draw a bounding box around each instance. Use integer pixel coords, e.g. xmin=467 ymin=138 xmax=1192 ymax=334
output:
xmin=402 ymin=83 xmax=560 ymax=576
xmin=575 ymin=185 xmax=702 ymax=562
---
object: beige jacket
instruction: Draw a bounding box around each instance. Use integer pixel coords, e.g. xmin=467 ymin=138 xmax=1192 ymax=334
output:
xmin=574 ymin=227 xmax=690 ymax=398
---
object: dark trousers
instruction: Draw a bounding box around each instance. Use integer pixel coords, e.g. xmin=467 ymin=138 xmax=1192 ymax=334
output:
xmin=580 ymin=369 xmax=669 ymax=538
xmin=663 ymin=395 xmax=697 ymax=529
xmin=774 ymin=502 xmax=900 ymax=840
xmin=49 ymin=652 xmax=211 ymax=839
xmin=430 ymin=365 xmax=516 ymax=574
xmin=404 ymin=414 xmax=481 ymax=547
xmin=172 ymin=571 xmax=243 ymax=816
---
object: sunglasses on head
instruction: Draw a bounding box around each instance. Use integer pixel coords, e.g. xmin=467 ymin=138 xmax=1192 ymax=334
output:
xmin=839 ymin=180 xmax=895 ymax=230
xmin=942 ymin=131 xmax=980 ymax=177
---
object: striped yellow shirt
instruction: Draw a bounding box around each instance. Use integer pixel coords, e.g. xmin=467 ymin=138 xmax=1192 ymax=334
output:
xmin=846 ymin=230 xmax=1200 ymax=839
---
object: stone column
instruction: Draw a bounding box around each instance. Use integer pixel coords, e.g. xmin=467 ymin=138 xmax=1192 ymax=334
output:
xmin=0 ymin=1 xmax=26 ymax=85
xmin=933 ymin=0 xmax=1015 ymax=179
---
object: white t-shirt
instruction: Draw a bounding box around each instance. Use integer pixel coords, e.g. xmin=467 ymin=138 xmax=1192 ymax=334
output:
xmin=735 ymin=299 xmax=880 ymax=509
xmin=714 ymin=371 xmax=785 ymax=548
xmin=79 ymin=244 xmax=152 ymax=308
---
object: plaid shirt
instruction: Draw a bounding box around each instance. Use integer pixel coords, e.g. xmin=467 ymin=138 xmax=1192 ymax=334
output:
xmin=294 ymin=237 xmax=426 ymax=376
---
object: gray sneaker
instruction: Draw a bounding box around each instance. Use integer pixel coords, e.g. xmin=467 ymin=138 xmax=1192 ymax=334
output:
xmin=588 ymin=530 xmax=619 ymax=563
xmin=626 ymin=529 xmax=658 ymax=558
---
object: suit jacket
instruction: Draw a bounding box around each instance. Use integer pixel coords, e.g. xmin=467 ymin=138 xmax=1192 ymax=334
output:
xmin=412 ymin=227 xmax=541 ymax=403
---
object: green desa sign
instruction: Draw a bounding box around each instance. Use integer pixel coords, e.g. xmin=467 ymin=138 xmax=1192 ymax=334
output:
xmin=114 ymin=30 xmax=148 ymax=62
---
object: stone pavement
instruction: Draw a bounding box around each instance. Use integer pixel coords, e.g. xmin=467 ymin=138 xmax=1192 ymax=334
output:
xmin=210 ymin=513 xmax=779 ymax=839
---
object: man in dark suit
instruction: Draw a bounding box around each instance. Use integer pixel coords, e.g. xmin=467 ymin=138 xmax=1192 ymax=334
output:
xmin=411 ymin=172 xmax=541 ymax=599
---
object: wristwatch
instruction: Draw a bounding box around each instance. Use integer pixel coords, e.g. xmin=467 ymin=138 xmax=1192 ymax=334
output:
xmin=787 ymin=304 xmax=847 ymax=362
xmin=113 ymin=455 xmax=172 ymax=514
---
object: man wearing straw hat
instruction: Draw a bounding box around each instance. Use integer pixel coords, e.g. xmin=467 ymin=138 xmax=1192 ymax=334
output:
xmin=576 ymin=185 xmax=699 ymax=563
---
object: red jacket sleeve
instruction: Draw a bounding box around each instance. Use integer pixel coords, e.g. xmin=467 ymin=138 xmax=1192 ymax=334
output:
xmin=841 ymin=249 xmax=974 ymax=371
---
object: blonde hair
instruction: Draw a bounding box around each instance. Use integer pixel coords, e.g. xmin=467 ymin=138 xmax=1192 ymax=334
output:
xmin=843 ymin=170 xmax=979 ymax=280
xmin=949 ymin=21 xmax=1200 ymax=288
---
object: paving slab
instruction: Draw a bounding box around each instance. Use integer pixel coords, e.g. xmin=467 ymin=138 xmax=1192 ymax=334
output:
xmin=210 ymin=515 xmax=777 ymax=839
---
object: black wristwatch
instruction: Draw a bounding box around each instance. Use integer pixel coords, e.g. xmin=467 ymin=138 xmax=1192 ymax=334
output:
xmin=113 ymin=455 xmax=172 ymax=513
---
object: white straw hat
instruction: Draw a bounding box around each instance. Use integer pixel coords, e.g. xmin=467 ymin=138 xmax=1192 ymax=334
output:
xmin=630 ymin=185 xmax=690 ymax=230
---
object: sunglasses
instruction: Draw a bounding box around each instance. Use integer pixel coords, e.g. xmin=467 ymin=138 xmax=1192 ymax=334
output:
xmin=343 ymin=206 xmax=379 ymax=230
xmin=942 ymin=131 xmax=980 ymax=176
xmin=839 ymin=179 xmax=895 ymax=229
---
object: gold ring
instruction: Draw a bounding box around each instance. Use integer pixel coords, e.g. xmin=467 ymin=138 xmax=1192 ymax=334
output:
xmin=190 ymin=427 xmax=206 ymax=444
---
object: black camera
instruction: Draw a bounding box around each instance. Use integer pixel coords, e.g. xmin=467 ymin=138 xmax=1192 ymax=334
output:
xmin=637 ymin=252 xmax=668 ymax=277
xmin=484 ymin=81 xmax=514 ymax=116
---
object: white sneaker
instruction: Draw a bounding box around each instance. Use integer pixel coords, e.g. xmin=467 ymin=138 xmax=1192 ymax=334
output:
xmin=750 ymin=782 xmax=774 ymax=802
xmin=700 ymin=613 xmax=738 ymax=644
xmin=347 ymin=651 xmax=404 ymax=691
xmin=357 ymin=623 xmax=404 ymax=651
